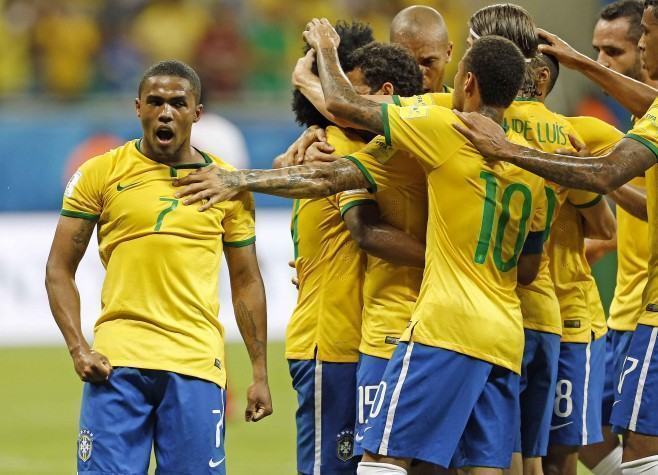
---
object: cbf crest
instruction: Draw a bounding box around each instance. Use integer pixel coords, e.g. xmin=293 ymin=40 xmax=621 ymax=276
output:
xmin=78 ymin=429 xmax=94 ymax=462
xmin=336 ymin=430 xmax=354 ymax=462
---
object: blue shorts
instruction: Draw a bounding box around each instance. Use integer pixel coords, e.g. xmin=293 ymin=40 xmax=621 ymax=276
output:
xmin=611 ymin=324 xmax=658 ymax=436
xmin=288 ymin=359 xmax=358 ymax=475
xmin=549 ymin=337 xmax=606 ymax=447
xmin=361 ymin=342 xmax=520 ymax=469
xmin=515 ymin=329 xmax=560 ymax=457
xmin=354 ymin=353 xmax=389 ymax=456
xmin=78 ymin=367 xmax=226 ymax=474
xmin=602 ymin=330 xmax=633 ymax=425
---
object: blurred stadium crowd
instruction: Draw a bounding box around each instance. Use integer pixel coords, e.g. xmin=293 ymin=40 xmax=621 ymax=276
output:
xmin=0 ymin=0 xmax=468 ymax=100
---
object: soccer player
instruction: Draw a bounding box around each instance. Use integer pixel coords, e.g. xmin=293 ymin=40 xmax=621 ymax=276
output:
xmin=44 ymin=60 xmax=272 ymax=473
xmin=578 ymin=2 xmax=655 ymax=473
xmin=277 ymin=23 xmax=427 ymax=475
xmin=451 ymin=2 xmax=658 ymax=471
xmin=176 ymin=25 xmax=546 ymax=473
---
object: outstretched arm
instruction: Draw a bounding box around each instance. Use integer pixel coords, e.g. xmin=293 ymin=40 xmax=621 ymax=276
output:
xmin=224 ymin=244 xmax=272 ymax=422
xmin=452 ymin=111 xmax=656 ymax=194
xmin=343 ymin=202 xmax=425 ymax=268
xmin=45 ymin=216 xmax=113 ymax=383
xmin=174 ymin=158 xmax=371 ymax=210
xmin=538 ymin=29 xmax=657 ymax=117
xmin=303 ymin=18 xmax=385 ymax=135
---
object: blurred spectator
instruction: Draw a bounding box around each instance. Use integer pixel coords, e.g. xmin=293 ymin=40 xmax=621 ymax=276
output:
xmin=194 ymin=3 xmax=247 ymax=97
xmin=191 ymin=111 xmax=250 ymax=169
xmin=131 ymin=0 xmax=210 ymax=65
xmin=33 ymin=1 xmax=101 ymax=98
xmin=0 ymin=0 xmax=36 ymax=95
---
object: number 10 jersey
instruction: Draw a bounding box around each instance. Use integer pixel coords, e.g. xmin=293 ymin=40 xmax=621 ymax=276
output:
xmin=61 ymin=140 xmax=256 ymax=388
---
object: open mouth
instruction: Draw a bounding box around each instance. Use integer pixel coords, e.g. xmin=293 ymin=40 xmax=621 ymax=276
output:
xmin=155 ymin=127 xmax=174 ymax=144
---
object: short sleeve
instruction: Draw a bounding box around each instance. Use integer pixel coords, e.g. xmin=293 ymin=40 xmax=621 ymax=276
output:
xmin=61 ymin=157 xmax=105 ymax=220
xmin=336 ymin=189 xmax=376 ymax=217
xmin=381 ymin=103 xmax=464 ymax=168
xmin=626 ymin=99 xmax=658 ymax=161
xmin=345 ymin=135 xmax=402 ymax=193
xmin=222 ymin=191 xmax=256 ymax=247
xmin=567 ymin=190 xmax=602 ymax=209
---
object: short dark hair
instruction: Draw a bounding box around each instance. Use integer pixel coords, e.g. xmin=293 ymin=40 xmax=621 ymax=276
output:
xmin=600 ymin=0 xmax=645 ymax=43
xmin=646 ymin=0 xmax=658 ymax=19
xmin=464 ymin=36 xmax=526 ymax=108
xmin=348 ymin=42 xmax=423 ymax=97
xmin=469 ymin=4 xmax=538 ymax=59
xmin=533 ymin=37 xmax=560 ymax=94
xmin=292 ymin=20 xmax=374 ymax=128
xmin=138 ymin=60 xmax=202 ymax=103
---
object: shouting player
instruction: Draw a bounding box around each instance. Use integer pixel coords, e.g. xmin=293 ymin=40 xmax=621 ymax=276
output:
xmin=45 ymin=61 xmax=272 ymax=473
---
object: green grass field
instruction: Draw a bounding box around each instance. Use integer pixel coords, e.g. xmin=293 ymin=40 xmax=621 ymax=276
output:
xmin=0 ymin=342 xmax=595 ymax=474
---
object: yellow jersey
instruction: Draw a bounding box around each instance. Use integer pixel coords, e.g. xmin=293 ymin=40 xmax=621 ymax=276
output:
xmin=349 ymin=136 xmax=428 ymax=359
xmin=61 ymin=140 xmax=256 ymax=388
xmin=349 ymin=104 xmax=547 ymax=373
xmin=624 ymin=98 xmax=658 ymax=327
xmin=567 ymin=116 xmax=646 ymax=332
xmin=285 ymin=126 xmax=374 ymax=363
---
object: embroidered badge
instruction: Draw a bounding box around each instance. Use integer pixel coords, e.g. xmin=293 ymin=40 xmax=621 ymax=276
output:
xmin=336 ymin=430 xmax=354 ymax=462
xmin=78 ymin=429 xmax=94 ymax=462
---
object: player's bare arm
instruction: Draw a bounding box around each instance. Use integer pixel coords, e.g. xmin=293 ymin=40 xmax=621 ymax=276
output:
xmin=303 ymin=18 xmax=385 ymax=136
xmin=453 ymin=111 xmax=656 ymax=193
xmin=579 ymin=198 xmax=616 ymax=240
xmin=174 ymin=159 xmax=370 ymax=210
xmin=538 ymin=28 xmax=657 ymax=118
xmin=342 ymin=202 xmax=425 ymax=268
xmin=608 ymin=184 xmax=648 ymax=221
xmin=224 ymin=244 xmax=273 ymax=422
xmin=45 ymin=216 xmax=113 ymax=383
xmin=517 ymin=252 xmax=542 ymax=286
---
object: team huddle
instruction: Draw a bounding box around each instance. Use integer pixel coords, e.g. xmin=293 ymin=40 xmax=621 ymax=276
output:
xmin=44 ymin=1 xmax=658 ymax=474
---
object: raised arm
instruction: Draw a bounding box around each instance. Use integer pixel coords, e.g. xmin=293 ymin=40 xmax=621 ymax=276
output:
xmin=174 ymin=158 xmax=371 ymax=210
xmin=45 ymin=216 xmax=113 ymax=382
xmin=224 ymin=244 xmax=272 ymax=422
xmin=342 ymin=202 xmax=425 ymax=268
xmin=453 ymin=111 xmax=656 ymax=194
xmin=538 ymin=29 xmax=657 ymax=118
xmin=303 ymin=18 xmax=385 ymax=135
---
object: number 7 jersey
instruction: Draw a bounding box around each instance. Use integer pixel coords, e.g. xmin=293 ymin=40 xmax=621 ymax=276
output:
xmin=61 ymin=140 xmax=256 ymax=388
xmin=348 ymin=104 xmax=547 ymax=373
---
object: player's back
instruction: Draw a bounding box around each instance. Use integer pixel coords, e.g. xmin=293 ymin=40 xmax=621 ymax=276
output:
xmin=285 ymin=126 xmax=373 ymax=363
xmin=351 ymin=104 xmax=547 ymax=373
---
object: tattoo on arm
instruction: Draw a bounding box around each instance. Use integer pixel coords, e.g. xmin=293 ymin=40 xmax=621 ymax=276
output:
xmin=234 ymin=299 xmax=266 ymax=363
xmin=316 ymin=46 xmax=384 ymax=134
xmin=509 ymin=139 xmax=655 ymax=193
xmin=240 ymin=158 xmax=370 ymax=198
xmin=70 ymin=219 xmax=96 ymax=268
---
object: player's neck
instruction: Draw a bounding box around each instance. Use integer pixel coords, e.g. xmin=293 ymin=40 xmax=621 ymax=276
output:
xmin=476 ymin=105 xmax=505 ymax=125
xmin=139 ymin=139 xmax=203 ymax=166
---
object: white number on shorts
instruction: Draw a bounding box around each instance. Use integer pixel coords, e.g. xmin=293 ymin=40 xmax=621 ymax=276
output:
xmin=358 ymin=384 xmax=384 ymax=424
xmin=617 ymin=356 xmax=639 ymax=395
xmin=369 ymin=382 xmax=387 ymax=420
xmin=554 ymin=379 xmax=573 ymax=418
xmin=212 ymin=409 xmax=224 ymax=448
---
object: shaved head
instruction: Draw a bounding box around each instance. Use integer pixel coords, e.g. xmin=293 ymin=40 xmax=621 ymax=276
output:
xmin=390 ymin=5 xmax=449 ymax=43
xmin=390 ymin=5 xmax=453 ymax=93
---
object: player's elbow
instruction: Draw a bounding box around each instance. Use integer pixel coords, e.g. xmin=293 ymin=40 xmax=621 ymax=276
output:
xmin=325 ymin=97 xmax=351 ymax=122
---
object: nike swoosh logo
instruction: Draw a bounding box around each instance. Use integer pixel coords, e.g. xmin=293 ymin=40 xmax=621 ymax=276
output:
xmin=355 ymin=426 xmax=372 ymax=442
xmin=550 ymin=421 xmax=574 ymax=431
xmin=613 ymin=400 xmax=622 ymax=406
xmin=116 ymin=181 xmax=141 ymax=192
xmin=209 ymin=457 xmax=225 ymax=468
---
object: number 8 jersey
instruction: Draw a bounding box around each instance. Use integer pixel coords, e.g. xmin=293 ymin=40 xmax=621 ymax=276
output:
xmin=61 ymin=139 xmax=256 ymax=388
xmin=347 ymin=104 xmax=547 ymax=374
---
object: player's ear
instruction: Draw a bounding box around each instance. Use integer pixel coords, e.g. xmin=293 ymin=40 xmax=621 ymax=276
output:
xmin=380 ymin=82 xmax=394 ymax=96
xmin=135 ymin=98 xmax=141 ymax=118
xmin=464 ymin=71 xmax=476 ymax=97
xmin=446 ymin=41 xmax=454 ymax=63
xmin=194 ymin=103 xmax=204 ymax=123
xmin=536 ymin=66 xmax=550 ymax=93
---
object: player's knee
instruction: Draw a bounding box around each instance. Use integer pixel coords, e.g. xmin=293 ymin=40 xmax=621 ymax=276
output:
xmin=358 ymin=461 xmax=408 ymax=474
xmin=621 ymin=455 xmax=658 ymax=474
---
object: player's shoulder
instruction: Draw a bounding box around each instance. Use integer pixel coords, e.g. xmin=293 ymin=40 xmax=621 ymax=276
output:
xmin=326 ymin=125 xmax=367 ymax=156
xmin=77 ymin=140 xmax=137 ymax=176
xmin=204 ymin=151 xmax=236 ymax=172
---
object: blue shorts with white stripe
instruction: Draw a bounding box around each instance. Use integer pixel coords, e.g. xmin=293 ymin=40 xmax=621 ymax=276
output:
xmin=288 ymin=359 xmax=359 ymax=475
xmin=360 ymin=341 xmax=519 ymax=469
xmin=548 ymin=337 xmax=606 ymax=447
xmin=611 ymin=324 xmax=658 ymax=436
